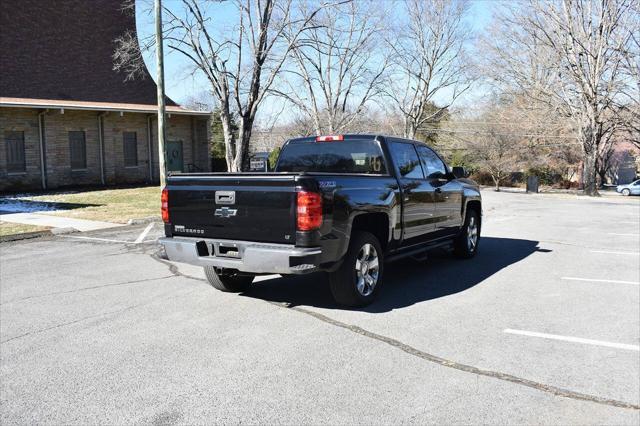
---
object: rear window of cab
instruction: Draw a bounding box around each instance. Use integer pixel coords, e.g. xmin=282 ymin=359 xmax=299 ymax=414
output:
xmin=276 ymin=139 xmax=387 ymax=174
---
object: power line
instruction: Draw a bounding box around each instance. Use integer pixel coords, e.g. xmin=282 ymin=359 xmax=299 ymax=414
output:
xmin=436 ymin=143 xmax=581 ymax=151
xmin=416 ymin=127 xmax=580 ymax=139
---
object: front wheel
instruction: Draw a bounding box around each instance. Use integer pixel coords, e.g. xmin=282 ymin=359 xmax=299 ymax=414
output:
xmin=454 ymin=209 xmax=480 ymax=259
xmin=204 ymin=266 xmax=254 ymax=292
xmin=329 ymin=231 xmax=383 ymax=307
xmin=622 ymin=188 xmax=631 ymax=196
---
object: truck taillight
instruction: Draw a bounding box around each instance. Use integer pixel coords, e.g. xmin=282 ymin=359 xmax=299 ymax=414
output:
xmin=297 ymin=191 xmax=322 ymax=231
xmin=161 ymin=188 xmax=169 ymax=223
xmin=316 ymin=135 xmax=344 ymax=142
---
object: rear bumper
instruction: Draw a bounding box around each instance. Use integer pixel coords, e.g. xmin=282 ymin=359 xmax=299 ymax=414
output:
xmin=159 ymin=237 xmax=322 ymax=274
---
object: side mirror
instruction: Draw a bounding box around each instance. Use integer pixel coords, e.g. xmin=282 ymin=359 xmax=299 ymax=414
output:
xmin=452 ymin=166 xmax=467 ymax=179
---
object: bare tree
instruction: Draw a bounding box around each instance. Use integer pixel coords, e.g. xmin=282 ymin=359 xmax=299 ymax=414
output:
xmin=444 ymin=95 xmax=582 ymax=190
xmin=275 ymin=0 xmax=387 ymax=135
xmin=385 ymin=0 xmax=473 ymax=140
xmin=182 ymin=90 xmax=217 ymax=112
xmin=620 ymin=4 xmax=640 ymax=148
xmin=115 ymin=0 xmax=326 ymax=171
xmin=467 ymin=114 xmax=521 ymax=192
xmin=457 ymin=100 xmax=527 ymax=191
xmin=482 ymin=0 xmax=638 ymax=195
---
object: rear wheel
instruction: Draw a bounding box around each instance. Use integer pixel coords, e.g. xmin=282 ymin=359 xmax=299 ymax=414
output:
xmin=622 ymin=188 xmax=631 ymax=196
xmin=454 ymin=209 xmax=480 ymax=258
xmin=204 ymin=266 xmax=254 ymax=292
xmin=329 ymin=231 xmax=383 ymax=307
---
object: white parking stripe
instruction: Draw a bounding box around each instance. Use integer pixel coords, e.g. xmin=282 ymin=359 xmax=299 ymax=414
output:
xmin=134 ymin=223 xmax=154 ymax=244
xmin=61 ymin=235 xmax=131 ymax=244
xmin=504 ymin=329 xmax=640 ymax=351
xmin=590 ymin=250 xmax=640 ymax=256
xmin=561 ymin=277 xmax=639 ymax=285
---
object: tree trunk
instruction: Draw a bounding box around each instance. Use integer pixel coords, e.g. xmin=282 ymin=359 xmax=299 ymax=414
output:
xmin=582 ymin=149 xmax=599 ymax=196
xmin=327 ymin=116 xmax=335 ymax=134
xmin=232 ymin=116 xmax=253 ymax=172
xmin=597 ymin=166 xmax=607 ymax=188
xmin=581 ymin=120 xmax=600 ymax=196
xmin=405 ymin=119 xmax=416 ymax=139
xmin=580 ymin=116 xmax=602 ymax=196
xmin=313 ymin=116 xmax=321 ymax=136
xmin=219 ymin=107 xmax=235 ymax=172
xmin=492 ymin=175 xmax=500 ymax=192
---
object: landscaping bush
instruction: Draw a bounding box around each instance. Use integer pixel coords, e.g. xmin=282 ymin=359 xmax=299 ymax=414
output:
xmin=552 ymin=179 xmax=580 ymax=189
xmin=526 ymin=166 xmax=563 ymax=186
xmin=469 ymin=171 xmax=494 ymax=186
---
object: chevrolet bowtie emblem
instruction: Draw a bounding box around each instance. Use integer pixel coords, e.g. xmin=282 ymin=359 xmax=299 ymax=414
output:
xmin=215 ymin=207 xmax=238 ymax=218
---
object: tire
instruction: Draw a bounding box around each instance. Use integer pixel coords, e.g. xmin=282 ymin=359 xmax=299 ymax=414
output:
xmin=329 ymin=231 xmax=383 ymax=307
xmin=454 ymin=208 xmax=480 ymax=259
xmin=204 ymin=266 xmax=254 ymax=292
xmin=622 ymin=188 xmax=631 ymax=196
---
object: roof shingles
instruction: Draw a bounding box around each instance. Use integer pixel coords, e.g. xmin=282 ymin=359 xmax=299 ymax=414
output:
xmin=0 ymin=0 xmax=176 ymax=107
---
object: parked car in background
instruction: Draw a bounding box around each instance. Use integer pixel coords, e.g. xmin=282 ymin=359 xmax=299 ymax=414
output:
xmin=616 ymin=179 xmax=640 ymax=196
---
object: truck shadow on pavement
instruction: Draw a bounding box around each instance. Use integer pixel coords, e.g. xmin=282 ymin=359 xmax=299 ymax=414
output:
xmin=241 ymin=237 xmax=547 ymax=312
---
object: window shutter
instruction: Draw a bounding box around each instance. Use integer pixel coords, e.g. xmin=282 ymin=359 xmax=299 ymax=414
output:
xmin=69 ymin=131 xmax=86 ymax=169
xmin=123 ymin=132 xmax=138 ymax=167
xmin=5 ymin=131 xmax=26 ymax=173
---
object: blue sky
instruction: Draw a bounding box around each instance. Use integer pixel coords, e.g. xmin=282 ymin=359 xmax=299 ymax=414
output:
xmin=136 ymin=0 xmax=495 ymax=119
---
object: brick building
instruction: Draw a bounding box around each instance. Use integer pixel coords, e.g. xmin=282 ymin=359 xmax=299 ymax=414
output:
xmin=0 ymin=0 xmax=210 ymax=192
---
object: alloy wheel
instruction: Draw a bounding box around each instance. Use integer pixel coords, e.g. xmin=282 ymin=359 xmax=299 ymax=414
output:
xmin=354 ymin=243 xmax=379 ymax=297
xmin=467 ymin=215 xmax=478 ymax=252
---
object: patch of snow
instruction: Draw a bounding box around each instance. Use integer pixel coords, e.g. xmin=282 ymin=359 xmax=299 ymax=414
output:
xmin=0 ymin=199 xmax=61 ymax=213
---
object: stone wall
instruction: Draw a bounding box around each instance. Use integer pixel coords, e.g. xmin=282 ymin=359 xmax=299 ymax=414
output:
xmin=0 ymin=107 xmax=210 ymax=192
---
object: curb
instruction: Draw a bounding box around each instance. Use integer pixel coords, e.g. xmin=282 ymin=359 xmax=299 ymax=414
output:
xmin=127 ymin=216 xmax=162 ymax=225
xmin=0 ymin=218 xmax=161 ymax=243
xmin=50 ymin=227 xmax=80 ymax=235
xmin=0 ymin=216 xmax=164 ymax=243
xmin=479 ymin=186 xmax=624 ymax=197
xmin=1 ymin=226 xmax=80 ymax=243
xmin=0 ymin=230 xmax=53 ymax=243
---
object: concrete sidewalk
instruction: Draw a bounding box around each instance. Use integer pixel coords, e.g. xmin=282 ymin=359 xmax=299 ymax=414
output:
xmin=0 ymin=212 xmax=124 ymax=232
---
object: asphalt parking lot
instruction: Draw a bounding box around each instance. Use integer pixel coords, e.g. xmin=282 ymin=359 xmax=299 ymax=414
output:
xmin=1 ymin=190 xmax=639 ymax=424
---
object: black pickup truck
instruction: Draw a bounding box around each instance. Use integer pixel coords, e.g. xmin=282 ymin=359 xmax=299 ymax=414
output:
xmin=160 ymin=134 xmax=481 ymax=306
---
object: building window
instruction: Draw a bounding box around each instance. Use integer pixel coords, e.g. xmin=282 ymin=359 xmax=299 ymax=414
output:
xmin=69 ymin=131 xmax=86 ymax=169
xmin=123 ymin=131 xmax=138 ymax=167
xmin=5 ymin=131 xmax=26 ymax=173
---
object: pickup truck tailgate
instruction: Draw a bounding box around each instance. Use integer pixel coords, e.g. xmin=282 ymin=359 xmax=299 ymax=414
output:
xmin=166 ymin=174 xmax=297 ymax=244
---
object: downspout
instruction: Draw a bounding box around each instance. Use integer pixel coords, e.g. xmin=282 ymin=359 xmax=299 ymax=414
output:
xmin=37 ymin=110 xmax=47 ymax=189
xmin=190 ymin=115 xmax=196 ymax=171
xmin=97 ymin=112 xmax=107 ymax=185
xmin=147 ymin=114 xmax=154 ymax=183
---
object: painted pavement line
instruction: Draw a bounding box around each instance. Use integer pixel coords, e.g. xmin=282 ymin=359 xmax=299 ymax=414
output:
xmin=134 ymin=223 xmax=154 ymax=244
xmin=561 ymin=277 xmax=639 ymax=285
xmin=590 ymin=250 xmax=640 ymax=256
xmin=504 ymin=329 xmax=640 ymax=352
xmin=61 ymin=235 xmax=132 ymax=244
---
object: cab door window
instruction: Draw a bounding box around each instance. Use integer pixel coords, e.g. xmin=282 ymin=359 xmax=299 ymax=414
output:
xmin=389 ymin=141 xmax=425 ymax=179
xmin=416 ymin=145 xmax=447 ymax=179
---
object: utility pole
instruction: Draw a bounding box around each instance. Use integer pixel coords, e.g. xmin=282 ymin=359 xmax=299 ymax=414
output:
xmin=155 ymin=0 xmax=167 ymax=188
